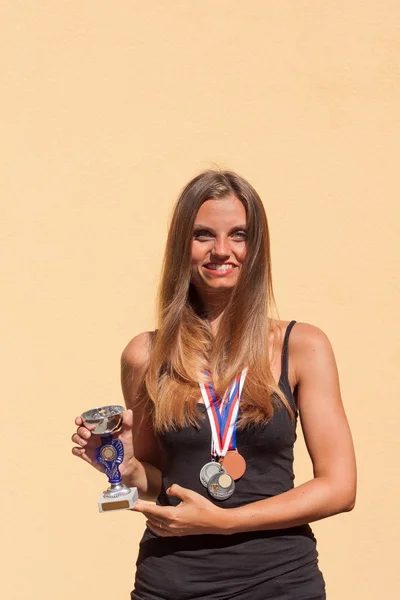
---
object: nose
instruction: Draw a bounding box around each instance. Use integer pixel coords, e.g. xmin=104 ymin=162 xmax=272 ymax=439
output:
xmin=211 ymin=235 xmax=231 ymax=259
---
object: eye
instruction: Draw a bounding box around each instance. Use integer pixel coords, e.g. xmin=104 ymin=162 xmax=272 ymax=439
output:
xmin=231 ymin=230 xmax=247 ymax=240
xmin=193 ymin=229 xmax=214 ymax=240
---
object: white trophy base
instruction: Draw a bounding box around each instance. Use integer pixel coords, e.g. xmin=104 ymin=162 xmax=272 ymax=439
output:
xmin=98 ymin=487 xmax=138 ymax=513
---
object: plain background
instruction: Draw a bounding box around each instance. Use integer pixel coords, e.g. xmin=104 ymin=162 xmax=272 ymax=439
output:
xmin=2 ymin=2 xmax=399 ymax=598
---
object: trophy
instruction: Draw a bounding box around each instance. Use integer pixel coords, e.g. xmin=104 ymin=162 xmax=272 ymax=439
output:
xmin=81 ymin=405 xmax=138 ymax=513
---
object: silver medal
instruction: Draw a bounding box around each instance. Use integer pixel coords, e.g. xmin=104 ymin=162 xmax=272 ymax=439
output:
xmin=207 ymin=471 xmax=235 ymax=500
xmin=199 ymin=461 xmax=225 ymax=487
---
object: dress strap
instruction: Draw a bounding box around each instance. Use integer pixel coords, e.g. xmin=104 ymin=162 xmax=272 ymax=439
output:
xmin=281 ymin=320 xmax=297 ymax=385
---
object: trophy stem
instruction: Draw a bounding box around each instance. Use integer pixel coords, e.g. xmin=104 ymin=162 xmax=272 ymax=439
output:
xmin=103 ymin=482 xmax=132 ymax=499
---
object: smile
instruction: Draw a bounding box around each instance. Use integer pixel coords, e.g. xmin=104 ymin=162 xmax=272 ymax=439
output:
xmin=203 ymin=263 xmax=237 ymax=274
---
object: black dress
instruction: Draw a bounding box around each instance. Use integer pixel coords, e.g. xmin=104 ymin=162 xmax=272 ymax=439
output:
xmin=131 ymin=321 xmax=326 ymax=599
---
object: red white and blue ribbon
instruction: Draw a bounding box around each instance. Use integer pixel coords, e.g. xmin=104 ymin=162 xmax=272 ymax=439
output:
xmin=199 ymin=368 xmax=248 ymax=459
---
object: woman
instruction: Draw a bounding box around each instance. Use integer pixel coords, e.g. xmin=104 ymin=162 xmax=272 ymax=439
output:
xmin=72 ymin=170 xmax=356 ymax=600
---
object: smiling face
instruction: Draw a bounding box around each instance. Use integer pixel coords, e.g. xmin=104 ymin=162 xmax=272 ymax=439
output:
xmin=190 ymin=195 xmax=247 ymax=297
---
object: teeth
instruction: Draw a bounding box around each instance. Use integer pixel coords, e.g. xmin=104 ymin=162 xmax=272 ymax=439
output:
xmin=206 ymin=264 xmax=234 ymax=271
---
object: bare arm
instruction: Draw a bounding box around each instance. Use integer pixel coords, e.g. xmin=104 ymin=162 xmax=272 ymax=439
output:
xmin=120 ymin=332 xmax=162 ymax=502
xmin=222 ymin=323 xmax=357 ymax=533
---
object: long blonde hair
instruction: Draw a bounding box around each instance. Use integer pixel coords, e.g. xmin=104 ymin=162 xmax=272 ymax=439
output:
xmin=145 ymin=169 xmax=294 ymax=432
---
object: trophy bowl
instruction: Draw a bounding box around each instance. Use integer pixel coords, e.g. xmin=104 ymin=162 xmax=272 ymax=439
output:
xmin=81 ymin=405 xmax=124 ymax=436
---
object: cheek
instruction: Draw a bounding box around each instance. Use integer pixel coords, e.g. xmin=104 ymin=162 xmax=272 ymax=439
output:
xmin=190 ymin=248 xmax=199 ymax=265
xmin=191 ymin=242 xmax=208 ymax=264
xmin=190 ymin=249 xmax=204 ymax=284
xmin=237 ymin=245 xmax=247 ymax=263
xmin=190 ymin=248 xmax=202 ymax=280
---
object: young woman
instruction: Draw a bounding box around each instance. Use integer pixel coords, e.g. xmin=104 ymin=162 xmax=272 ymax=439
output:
xmin=72 ymin=170 xmax=356 ymax=600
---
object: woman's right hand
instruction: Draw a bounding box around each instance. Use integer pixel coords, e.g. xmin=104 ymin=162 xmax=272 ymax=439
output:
xmin=71 ymin=409 xmax=136 ymax=479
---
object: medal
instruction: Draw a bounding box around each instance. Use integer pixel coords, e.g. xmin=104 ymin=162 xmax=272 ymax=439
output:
xmin=207 ymin=471 xmax=235 ymax=500
xmin=199 ymin=461 xmax=225 ymax=487
xmin=220 ymin=449 xmax=246 ymax=480
xmin=199 ymin=368 xmax=248 ymax=500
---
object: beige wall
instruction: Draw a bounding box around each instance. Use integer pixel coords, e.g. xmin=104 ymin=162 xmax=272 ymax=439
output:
xmin=2 ymin=2 xmax=399 ymax=598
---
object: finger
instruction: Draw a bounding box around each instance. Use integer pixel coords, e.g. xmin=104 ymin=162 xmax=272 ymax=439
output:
xmin=122 ymin=409 xmax=133 ymax=430
xmin=71 ymin=433 xmax=88 ymax=446
xmin=132 ymin=500 xmax=170 ymax=518
xmin=146 ymin=518 xmax=165 ymax=529
xmin=133 ymin=505 xmax=173 ymax=525
xmin=166 ymin=484 xmax=193 ymax=501
xmin=146 ymin=520 xmax=170 ymax=537
xmin=77 ymin=426 xmax=92 ymax=441
xmin=73 ymin=425 xmax=95 ymax=446
xmin=140 ymin=510 xmax=171 ymax=524
xmin=71 ymin=447 xmax=94 ymax=465
xmin=72 ymin=446 xmax=84 ymax=456
xmin=72 ymin=446 xmax=87 ymax=457
xmin=81 ymin=421 xmax=96 ymax=432
xmin=75 ymin=416 xmax=96 ymax=431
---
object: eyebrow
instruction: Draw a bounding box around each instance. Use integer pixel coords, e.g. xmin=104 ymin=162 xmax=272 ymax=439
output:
xmin=193 ymin=224 xmax=247 ymax=233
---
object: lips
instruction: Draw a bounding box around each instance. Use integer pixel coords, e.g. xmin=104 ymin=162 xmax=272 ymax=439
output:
xmin=203 ymin=263 xmax=237 ymax=272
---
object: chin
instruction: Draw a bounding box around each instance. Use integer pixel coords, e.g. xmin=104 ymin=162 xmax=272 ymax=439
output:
xmin=206 ymin=279 xmax=237 ymax=290
xmin=191 ymin=271 xmax=240 ymax=293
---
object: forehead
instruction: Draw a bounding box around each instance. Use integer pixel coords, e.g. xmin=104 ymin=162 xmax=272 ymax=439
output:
xmin=194 ymin=195 xmax=246 ymax=226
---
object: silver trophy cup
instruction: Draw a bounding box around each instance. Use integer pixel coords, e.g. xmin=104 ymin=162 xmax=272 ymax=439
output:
xmin=81 ymin=405 xmax=138 ymax=512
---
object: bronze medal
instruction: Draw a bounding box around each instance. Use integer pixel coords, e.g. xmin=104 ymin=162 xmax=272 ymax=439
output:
xmin=221 ymin=450 xmax=246 ymax=481
xmin=220 ymin=450 xmax=246 ymax=481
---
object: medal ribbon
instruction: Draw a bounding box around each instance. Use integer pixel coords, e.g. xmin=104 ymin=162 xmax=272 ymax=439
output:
xmin=199 ymin=368 xmax=248 ymax=459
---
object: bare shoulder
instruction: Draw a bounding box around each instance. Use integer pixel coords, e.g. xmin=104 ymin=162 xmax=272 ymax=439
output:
xmin=289 ymin=322 xmax=337 ymax=384
xmin=121 ymin=331 xmax=155 ymax=370
xmin=270 ymin=318 xmax=332 ymax=351
xmin=290 ymin=322 xmax=332 ymax=348
xmin=120 ymin=332 xmax=155 ymax=413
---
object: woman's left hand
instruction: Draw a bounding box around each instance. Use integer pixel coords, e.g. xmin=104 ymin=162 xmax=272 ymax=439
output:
xmin=132 ymin=484 xmax=229 ymax=537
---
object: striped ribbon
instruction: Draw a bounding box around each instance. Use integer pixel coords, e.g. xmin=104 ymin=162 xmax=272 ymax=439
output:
xmin=199 ymin=368 xmax=248 ymax=458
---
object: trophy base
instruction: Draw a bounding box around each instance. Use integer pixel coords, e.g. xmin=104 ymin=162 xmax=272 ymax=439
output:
xmin=98 ymin=487 xmax=138 ymax=513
